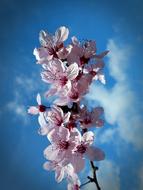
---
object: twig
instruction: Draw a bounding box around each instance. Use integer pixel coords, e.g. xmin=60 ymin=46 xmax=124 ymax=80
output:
xmin=79 ymin=180 xmax=91 ymax=188
xmin=89 ymin=161 xmax=101 ymax=190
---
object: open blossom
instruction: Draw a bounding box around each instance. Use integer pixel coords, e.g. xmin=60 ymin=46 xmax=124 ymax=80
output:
xmin=28 ymin=94 xmax=47 ymax=115
xmin=83 ymin=61 xmax=106 ymax=84
xmin=33 ymin=26 xmax=71 ymax=64
xmin=44 ymin=126 xmax=78 ymax=165
xmin=71 ymin=131 xmax=105 ymax=172
xmin=41 ymin=59 xmax=79 ymax=96
xmin=67 ymin=37 xmax=96 ymax=67
xmin=79 ymin=106 xmax=104 ymax=129
xmin=46 ymin=105 xmax=71 ymax=127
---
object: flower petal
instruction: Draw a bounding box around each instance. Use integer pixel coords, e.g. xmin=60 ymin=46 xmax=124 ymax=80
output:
xmin=85 ymin=146 xmax=105 ymax=161
xmin=71 ymin=155 xmax=85 ymax=173
xmin=37 ymin=93 xmax=41 ymax=105
xmin=43 ymin=161 xmax=57 ymax=171
xmin=55 ymin=167 xmax=65 ymax=183
xmin=48 ymin=126 xmax=70 ymax=143
xmin=27 ymin=106 xmax=39 ymax=115
xmin=39 ymin=30 xmax=53 ymax=47
xmin=67 ymin=63 xmax=79 ymax=80
xmin=44 ymin=145 xmax=59 ymax=161
xmin=63 ymin=112 xmax=71 ymax=124
xmin=55 ymin=26 xmax=69 ymax=43
xmin=82 ymin=131 xmax=94 ymax=146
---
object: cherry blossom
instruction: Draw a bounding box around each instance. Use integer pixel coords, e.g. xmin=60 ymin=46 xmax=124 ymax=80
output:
xmin=79 ymin=106 xmax=104 ymax=129
xmin=33 ymin=26 xmax=71 ymax=64
xmin=28 ymin=93 xmax=46 ymax=115
xmin=67 ymin=37 xmax=96 ymax=67
xmin=28 ymin=26 xmax=109 ymax=190
xmin=71 ymin=131 xmax=105 ymax=173
xmin=46 ymin=105 xmax=71 ymax=127
xmin=44 ymin=126 xmax=77 ymax=165
xmin=41 ymin=59 xmax=79 ymax=96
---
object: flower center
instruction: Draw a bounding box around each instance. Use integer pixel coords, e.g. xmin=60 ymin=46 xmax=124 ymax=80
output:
xmin=58 ymin=141 xmax=69 ymax=150
xmin=90 ymin=70 xmax=97 ymax=76
xmin=80 ymin=56 xmax=89 ymax=65
xmin=59 ymin=76 xmax=68 ymax=86
xmin=67 ymin=122 xmax=76 ymax=131
xmin=38 ymin=105 xmax=46 ymax=112
xmin=76 ymin=144 xmax=86 ymax=154
xmin=84 ymin=118 xmax=91 ymax=124
xmin=70 ymin=92 xmax=79 ymax=100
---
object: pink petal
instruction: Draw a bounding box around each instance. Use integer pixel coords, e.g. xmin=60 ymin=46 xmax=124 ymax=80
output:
xmin=71 ymin=155 xmax=85 ymax=173
xmin=43 ymin=161 xmax=57 ymax=171
xmin=85 ymin=146 xmax=105 ymax=161
xmin=55 ymin=167 xmax=65 ymax=183
xmin=82 ymin=131 xmax=94 ymax=146
xmin=67 ymin=63 xmax=79 ymax=80
xmin=94 ymin=50 xmax=109 ymax=59
xmin=33 ymin=47 xmax=50 ymax=64
xmin=36 ymin=93 xmax=41 ymax=105
xmin=39 ymin=30 xmax=53 ymax=47
xmin=27 ymin=106 xmax=39 ymax=115
xmin=44 ymin=145 xmax=59 ymax=161
xmin=63 ymin=112 xmax=71 ymax=123
xmin=48 ymin=126 xmax=70 ymax=143
xmin=41 ymin=71 xmax=55 ymax=83
xmin=55 ymin=26 xmax=69 ymax=43
xmin=71 ymin=36 xmax=80 ymax=46
xmin=38 ymin=115 xmax=51 ymax=135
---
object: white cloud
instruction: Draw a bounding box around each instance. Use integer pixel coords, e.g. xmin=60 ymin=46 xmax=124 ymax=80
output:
xmin=6 ymin=91 xmax=29 ymax=124
xmin=83 ymin=160 xmax=120 ymax=190
xmin=86 ymin=39 xmax=143 ymax=149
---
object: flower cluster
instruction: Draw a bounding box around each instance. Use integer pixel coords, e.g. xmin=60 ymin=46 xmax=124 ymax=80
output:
xmin=28 ymin=26 xmax=108 ymax=190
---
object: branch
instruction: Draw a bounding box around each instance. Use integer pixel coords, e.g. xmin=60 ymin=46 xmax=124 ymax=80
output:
xmin=89 ymin=161 xmax=101 ymax=190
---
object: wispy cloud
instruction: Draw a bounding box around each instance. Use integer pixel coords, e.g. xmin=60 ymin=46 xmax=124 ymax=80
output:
xmin=5 ymin=73 xmax=43 ymax=125
xmin=86 ymin=39 xmax=143 ymax=149
xmin=6 ymin=91 xmax=29 ymax=125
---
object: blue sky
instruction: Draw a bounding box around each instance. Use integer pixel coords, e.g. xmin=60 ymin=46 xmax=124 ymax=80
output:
xmin=0 ymin=0 xmax=143 ymax=190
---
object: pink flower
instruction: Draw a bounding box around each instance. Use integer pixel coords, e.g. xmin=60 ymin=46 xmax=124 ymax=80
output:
xmin=28 ymin=94 xmax=47 ymax=115
xmin=79 ymin=106 xmax=104 ymax=129
xmin=43 ymin=161 xmax=66 ymax=183
xmin=83 ymin=61 xmax=106 ymax=84
xmin=46 ymin=105 xmax=71 ymax=127
xmin=44 ymin=127 xmax=77 ymax=165
xmin=41 ymin=60 xmax=79 ymax=96
xmin=33 ymin=26 xmax=71 ymax=64
xmin=67 ymin=37 xmax=96 ymax=67
xmin=54 ymin=73 xmax=93 ymax=106
xmin=71 ymin=131 xmax=105 ymax=172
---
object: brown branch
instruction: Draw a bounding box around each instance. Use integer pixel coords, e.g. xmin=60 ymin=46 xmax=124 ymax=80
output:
xmin=89 ymin=161 xmax=101 ymax=190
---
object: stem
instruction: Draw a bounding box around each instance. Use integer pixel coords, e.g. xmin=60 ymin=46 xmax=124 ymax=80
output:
xmin=90 ymin=161 xmax=101 ymax=190
xmin=79 ymin=180 xmax=91 ymax=188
